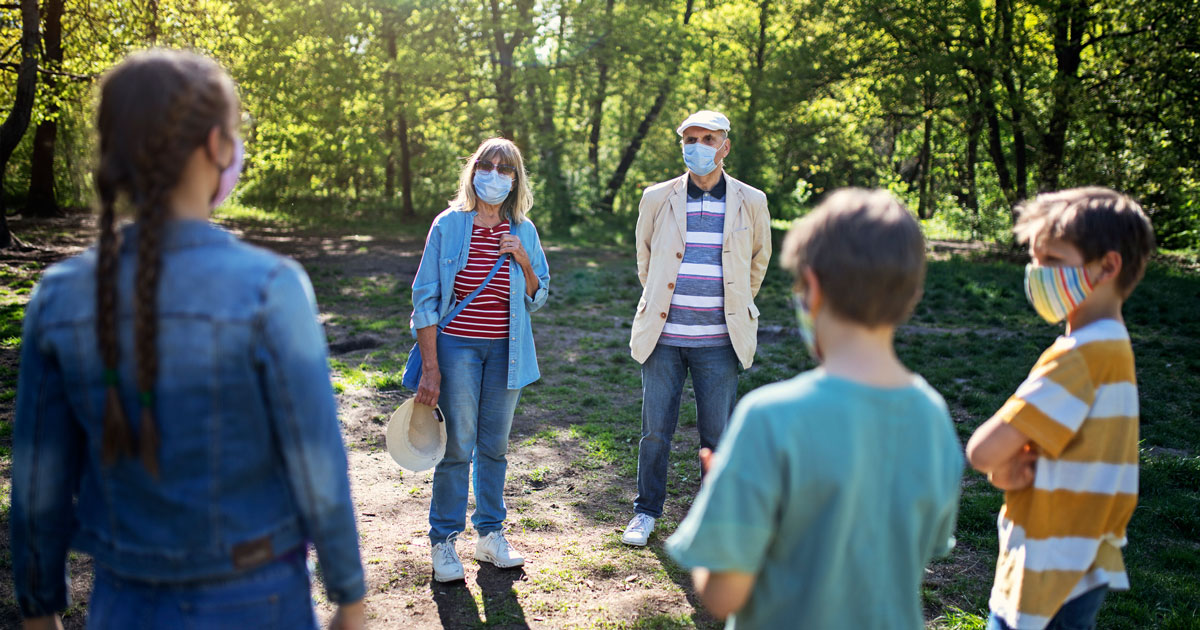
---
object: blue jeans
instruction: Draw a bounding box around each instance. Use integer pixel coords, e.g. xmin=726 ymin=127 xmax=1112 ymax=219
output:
xmin=635 ymin=343 xmax=739 ymax=518
xmin=86 ymin=552 xmax=316 ymax=630
xmin=988 ymin=586 xmax=1108 ymax=630
xmin=430 ymin=334 xmax=523 ymax=544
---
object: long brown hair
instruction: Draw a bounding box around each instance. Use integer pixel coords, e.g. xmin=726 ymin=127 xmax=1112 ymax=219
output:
xmin=94 ymin=49 xmax=238 ymax=475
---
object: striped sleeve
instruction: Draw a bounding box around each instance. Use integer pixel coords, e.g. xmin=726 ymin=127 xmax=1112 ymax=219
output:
xmin=994 ymin=344 xmax=1094 ymax=458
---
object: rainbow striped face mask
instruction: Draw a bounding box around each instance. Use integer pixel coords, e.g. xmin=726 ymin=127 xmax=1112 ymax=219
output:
xmin=1024 ymin=264 xmax=1095 ymax=324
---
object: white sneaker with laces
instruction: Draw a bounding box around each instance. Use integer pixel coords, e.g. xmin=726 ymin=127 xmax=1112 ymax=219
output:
xmin=475 ymin=531 xmax=525 ymax=568
xmin=621 ymin=513 xmax=656 ymax=546
xmin=431 ymin=532 xmax=464 ymax=582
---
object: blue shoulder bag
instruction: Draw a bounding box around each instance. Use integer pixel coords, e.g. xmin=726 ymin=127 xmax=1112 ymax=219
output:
xmin=401 ymin=254 xmax=509 ymax=391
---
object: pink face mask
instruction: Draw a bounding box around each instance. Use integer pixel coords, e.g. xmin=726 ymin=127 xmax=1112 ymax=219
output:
xmin=210 ymin=136 xmax=244 ymax=210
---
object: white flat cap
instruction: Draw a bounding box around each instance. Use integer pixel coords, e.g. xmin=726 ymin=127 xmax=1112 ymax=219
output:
xmin=676 ymin=110 xmax=731 ymax=136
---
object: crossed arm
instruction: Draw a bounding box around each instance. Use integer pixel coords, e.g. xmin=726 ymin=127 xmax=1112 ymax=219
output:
xmin=966 ymin=417 xmax=1038 ymax=491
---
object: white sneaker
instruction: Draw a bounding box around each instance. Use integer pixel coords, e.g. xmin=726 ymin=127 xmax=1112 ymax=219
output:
xmin=621 ymin=513 xmax=656 ymax=546
xmin=431 ymin=532 xmax=464 ymax=582
xmin=475 ymin=531 xmax=525 ymax=568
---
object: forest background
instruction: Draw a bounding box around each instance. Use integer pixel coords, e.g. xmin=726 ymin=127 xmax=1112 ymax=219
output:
xmin=2 ymin=2 xmax=1200 ymax=628
xmin=1 ymin=0 xmax=1198 ymax=249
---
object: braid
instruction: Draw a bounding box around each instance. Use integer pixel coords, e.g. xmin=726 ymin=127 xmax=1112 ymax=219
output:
xmin=96 ymin=181 xmax=134 ymax=465
xmin=93 ymin=49 xmax=238 ymax=476
xmin=129 ymin=71 xmax=202 ymax=478
xmin=133 ymin=189 xmax=167 ymax=477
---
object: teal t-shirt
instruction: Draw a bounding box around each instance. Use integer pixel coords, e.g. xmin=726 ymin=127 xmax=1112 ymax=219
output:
xmin=666 ymin=369 xmax=964 ymax=630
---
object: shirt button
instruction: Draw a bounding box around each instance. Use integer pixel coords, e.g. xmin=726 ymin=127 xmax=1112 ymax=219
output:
xmin=676 ymin=252 xmax=683 ymax=259
xmin=660 ymin=312 xmax=667 ymax=319
xmin=667 ymin=282 xmax=675 ymax=290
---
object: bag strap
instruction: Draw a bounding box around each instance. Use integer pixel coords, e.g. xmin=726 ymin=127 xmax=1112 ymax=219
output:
xmin=436 ymin=254 xmax=509 ymax=330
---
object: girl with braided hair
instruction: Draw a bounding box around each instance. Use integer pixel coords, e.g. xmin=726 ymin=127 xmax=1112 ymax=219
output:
xmin=11 ymin=50 xmax=365 ymax=629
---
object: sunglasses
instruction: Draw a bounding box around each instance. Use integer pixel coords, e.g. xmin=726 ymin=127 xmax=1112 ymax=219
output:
xmin=475 ymin=159 xmax=517 ymax=177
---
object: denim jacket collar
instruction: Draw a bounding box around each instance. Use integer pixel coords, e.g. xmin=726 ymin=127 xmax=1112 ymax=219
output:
xmin=119 ymin=219 xmax=235 ymax=254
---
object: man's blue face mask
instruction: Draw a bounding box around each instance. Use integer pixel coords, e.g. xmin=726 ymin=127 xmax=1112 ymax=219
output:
xmin=682 ymin=137 xmax=726 ymax=176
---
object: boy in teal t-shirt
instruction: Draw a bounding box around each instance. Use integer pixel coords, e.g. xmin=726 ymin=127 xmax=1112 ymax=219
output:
xmin=666 ymin=189 xmax=964 ymax=629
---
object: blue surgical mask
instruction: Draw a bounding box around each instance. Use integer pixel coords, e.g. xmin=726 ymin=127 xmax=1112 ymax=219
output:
xmin=793 ymin=292 xmax=820 ymax=361
xmin=473 ymin=169 xmax=513 ymax=205
xmin=682 ymin=139 xmax=726 ymax=176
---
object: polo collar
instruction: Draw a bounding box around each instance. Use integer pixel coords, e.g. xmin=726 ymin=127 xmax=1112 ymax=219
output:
xmin=686 ymin=173 xmax=727 ymax=201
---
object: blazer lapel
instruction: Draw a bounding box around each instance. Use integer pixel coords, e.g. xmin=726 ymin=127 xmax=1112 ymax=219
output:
xmin=672 ymin=173 xmax=688 ymax=240
xmin=722 ymin=176 xmax=745 ymax=245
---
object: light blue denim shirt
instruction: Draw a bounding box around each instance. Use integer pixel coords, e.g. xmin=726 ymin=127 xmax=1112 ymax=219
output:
xmin=10 ymin=220 xmax=365 ymax=618
xmin=410 ymin=208 xmax=550 ymax=389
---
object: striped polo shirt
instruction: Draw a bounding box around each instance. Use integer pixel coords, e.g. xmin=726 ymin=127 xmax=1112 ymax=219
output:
xmin=988 ymin=319 xmax=1138 ymax=629
xmin=442 ymin=221 xmax=510 ymax=339
xmin=660 ymin=176 xmax=729 ymax=348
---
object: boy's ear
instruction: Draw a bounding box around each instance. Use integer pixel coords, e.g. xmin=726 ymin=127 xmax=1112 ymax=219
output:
xmin=803 ymin=267 xmax=824 ymax=313
xmin=1096 ymin=250 xmax=1123 ymax=285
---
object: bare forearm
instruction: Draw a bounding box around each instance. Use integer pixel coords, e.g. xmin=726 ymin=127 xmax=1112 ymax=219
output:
xmin=416 ymin=326 xmax=438 ymax=370
xmin=520 ymin=259 xmax=539 ymax=297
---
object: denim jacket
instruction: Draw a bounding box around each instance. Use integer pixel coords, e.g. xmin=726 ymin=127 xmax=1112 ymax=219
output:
xmin=410 ymin=208 xmax=550 ymax=389
xmin=11 ymin=221 xmax=365 ymax=618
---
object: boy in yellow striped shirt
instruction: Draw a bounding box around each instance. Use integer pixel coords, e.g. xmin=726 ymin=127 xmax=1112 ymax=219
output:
xmin=967 ymin=187 xmax=1155 ymax=630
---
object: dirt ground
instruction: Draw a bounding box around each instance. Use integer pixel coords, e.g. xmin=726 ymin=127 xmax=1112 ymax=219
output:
xmin=0 ymin=213 xmax=725 ymax=630
xmin=0 ymin=212 xmax=988 ymax=629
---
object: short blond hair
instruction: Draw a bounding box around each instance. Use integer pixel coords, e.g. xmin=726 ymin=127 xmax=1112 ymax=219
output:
xmin=450 ymin=137 xmax=533 ymax=223
xmin=781 ymin=188 xmax=926 ymax=327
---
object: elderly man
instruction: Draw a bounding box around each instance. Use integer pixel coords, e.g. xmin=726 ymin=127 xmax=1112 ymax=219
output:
xmin=622 ymin=110 xmax=772 ymax=546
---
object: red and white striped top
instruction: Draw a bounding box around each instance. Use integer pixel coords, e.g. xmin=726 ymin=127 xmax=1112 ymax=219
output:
xmin=442 ymin=222 xmax=511 ymax=339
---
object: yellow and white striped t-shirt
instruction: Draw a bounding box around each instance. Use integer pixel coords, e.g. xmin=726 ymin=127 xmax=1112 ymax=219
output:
xmin=989 ymin=318 xmax=1138 ymax=630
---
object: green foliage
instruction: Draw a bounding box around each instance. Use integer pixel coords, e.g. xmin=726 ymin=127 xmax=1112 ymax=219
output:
xmin=2 ymin=0 xmax=1197 ymax=245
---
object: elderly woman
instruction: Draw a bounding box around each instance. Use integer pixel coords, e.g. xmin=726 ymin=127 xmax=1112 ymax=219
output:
xmin=409 ymin=137 xmax=551 ymax=582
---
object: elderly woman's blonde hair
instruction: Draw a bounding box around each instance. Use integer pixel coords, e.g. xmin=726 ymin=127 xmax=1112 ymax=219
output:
xmin=450 ymin=137 xmax=533 ymax=224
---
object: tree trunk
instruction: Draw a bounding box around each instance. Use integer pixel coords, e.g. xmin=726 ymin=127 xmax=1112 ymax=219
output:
xmin=963 ymin=91 xmax=981 ymax=220
xmin=488 ymin=0 xmax=534 ymax=140
xmin=587 ymin=0 xmax=614 ymax=184
xmin=146 ymin=0 xmax=159 ymax=44
xmin=532 ymin=76 xmax=570 ymax=224
xmin=383 ymin=22 xmax=397 ymax=200
xmin=734 ymin=0 xmax=771 ymax=189
xmin=26 ymin=0 xmax=63 ymax=216
xmin=917 ymin=79 xmax=934 ymax=220
xmin=964 ymin=0 xmax=1018 ymax=222
xmin=598 ymin=0 xmax=695 ymax=213
xmin=1038 ymin=0 xmax=1087 ymax=192
xmin=397 ymin=110 xmax=415 ymax=218
xmin=0 ymin=0 xmax=41 ymax=249
xmin=995 ymin=0 xmax=1028 ymax=201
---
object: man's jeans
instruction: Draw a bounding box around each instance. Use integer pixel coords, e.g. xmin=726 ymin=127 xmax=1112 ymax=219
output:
xmin=635 ymin=343 xmax=739 ymax=518
xmin=988 ymin=586 xmax=1108 ymax=630
xmin=429 ymin=334 xmax=522 ymax=545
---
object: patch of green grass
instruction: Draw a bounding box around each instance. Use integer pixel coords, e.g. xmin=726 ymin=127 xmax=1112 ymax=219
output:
xmin=527 ymin=466 xmax=551 ymax=484
xmin=516 ymin=516 xmax=555 ymax=532
xmin=520 ymin=428 xmax=560 ymax=447
xmin=214 ymin=199 xmax=431 ymax=237
xmin=926 ymin=606 xmax=987 ymax=630
xmin=328 ymin=357 xmax=406 ymax=391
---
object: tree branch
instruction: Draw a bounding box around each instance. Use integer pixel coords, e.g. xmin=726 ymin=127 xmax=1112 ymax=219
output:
xmin=0 ymin=61 xmax=94 ymax=81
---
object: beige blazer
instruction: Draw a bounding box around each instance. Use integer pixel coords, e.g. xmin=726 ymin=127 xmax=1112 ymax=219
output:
xmin=629 ymin=172 xmax=772 ymax=369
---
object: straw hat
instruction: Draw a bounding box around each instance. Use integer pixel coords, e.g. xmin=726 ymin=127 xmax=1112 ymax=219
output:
xmin=386 ymin=398 xmax=447 ymax=472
